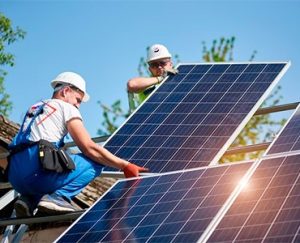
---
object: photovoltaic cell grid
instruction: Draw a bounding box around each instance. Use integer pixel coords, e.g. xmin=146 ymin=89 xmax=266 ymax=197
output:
xmin=104 ymin=62 xmax=289 ymax=173
xmin=56 ymin=162 xmax=253 ymax=243
xmin=207 ymin=153 xmax=300 ymax=242
xmin=267 ymin=104 xmax=300 ymax=155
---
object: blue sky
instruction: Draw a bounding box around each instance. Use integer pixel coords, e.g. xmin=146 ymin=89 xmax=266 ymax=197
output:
xmin=2 ymin=0 xmax=300 ymax=139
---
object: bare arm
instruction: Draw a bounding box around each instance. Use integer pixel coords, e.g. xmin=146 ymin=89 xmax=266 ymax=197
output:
xmin=67 ymin=118 xmax=128 ymax=170
xmin=127 ymin=77 xmax=159 ymax=93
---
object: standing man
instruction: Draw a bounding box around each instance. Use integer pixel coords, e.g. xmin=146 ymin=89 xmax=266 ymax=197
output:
xmin=127 ymin=44 xmax=178 ymax=113
xmin=7 ymin=72 xmax=148 ymax=217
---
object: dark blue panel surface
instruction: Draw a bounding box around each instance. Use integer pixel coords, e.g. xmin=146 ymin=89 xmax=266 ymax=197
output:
xmin=208 ymin=154 xmax=300 ymax=242
xmin=104 ymin=62 xmax=289 ymax=173
xmin=267 ymin=104 xmax=300 ymax=154
xmin=56 ymin=162 xmax=253 ymax=243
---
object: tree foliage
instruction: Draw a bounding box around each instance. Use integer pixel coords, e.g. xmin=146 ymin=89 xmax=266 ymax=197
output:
xmin=97 ymin=100 xmax=130 ymax=136
xmin=202 ymin=37 xmax=284 ymax=162
xmin=98 ymin=37 xmax=285 ymax=162
xmin=202 ymin=36 xmax=256 ymax=62
xmin=0 ymin=13 xmax=26 ymax=116
xmin=97 ymin=48 xmax=180 ymax=136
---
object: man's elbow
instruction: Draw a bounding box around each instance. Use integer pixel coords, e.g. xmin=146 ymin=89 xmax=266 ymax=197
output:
xmin=127 ymin=79 xmax=139 ymax=92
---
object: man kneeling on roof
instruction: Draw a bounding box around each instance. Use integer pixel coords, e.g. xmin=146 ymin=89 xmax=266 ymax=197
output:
xmin=7 ymin=71 xmax=148 ymax=217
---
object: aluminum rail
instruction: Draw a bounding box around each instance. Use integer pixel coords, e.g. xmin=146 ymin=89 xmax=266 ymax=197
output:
xmin=0 ymin=102 xmax=298 ymax=158
xmin=63 ymin=102 xmax=296 ymax=155
xmin=223 ymin=142 xmax=271 ymax=156
xmin=63 ymin=135 xmax=110 ymax=148
xmin=254 ymin=102 xmax=299 ymax=115
xmin=62 ymin=102 xmax=299 ymax=149
xmin=0 ymin=210 xmax=85 ymax=226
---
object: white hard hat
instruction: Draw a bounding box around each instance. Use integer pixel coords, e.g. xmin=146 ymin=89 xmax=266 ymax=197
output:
xmin=51 ymin=72 xmax=90 ymax=102
xmin=147 ymin=44 xmax=172 ymax=63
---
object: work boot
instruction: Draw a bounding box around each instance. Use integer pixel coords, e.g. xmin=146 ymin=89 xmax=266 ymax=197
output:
xmin=38 ymin=193 xmax=78 ymax=215
xmin=14 ymin=195 xmax=35 ymax=217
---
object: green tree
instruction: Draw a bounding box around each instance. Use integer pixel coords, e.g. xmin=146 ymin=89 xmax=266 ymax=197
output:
xmin=98 ymin=37 xmax=285 ymax=162
xmin=97 ymin=100 xmax=130 ymax=136
xmin=97 ymin=48 xmax=179 ymax=136
xmin=0 ymin=13 xmax=26 ymax=116
xmin=202 ymin=37 xmax=284 ymax=162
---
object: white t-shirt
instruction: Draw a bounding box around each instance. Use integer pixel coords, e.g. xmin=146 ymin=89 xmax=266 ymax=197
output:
xmin=22 ymin=99 xmax=82 ymax=142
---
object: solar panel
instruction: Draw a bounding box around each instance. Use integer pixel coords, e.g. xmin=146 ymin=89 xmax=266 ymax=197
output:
xmin=103 ymin=62 xmax=290 ymax=173
xmin=56 ymin=162 xmax=253 ymax=242
xmin=206 ymin=153 xmax=300 ymax=242
xmin=266 ymin=104 xmax=300 ymax=155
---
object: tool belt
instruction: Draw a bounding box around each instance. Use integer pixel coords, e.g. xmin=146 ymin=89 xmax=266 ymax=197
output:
xmin=38 ymin=139 xmax=75 ymax=173
xmin=10 ymin=139 xmax=75 ymax=173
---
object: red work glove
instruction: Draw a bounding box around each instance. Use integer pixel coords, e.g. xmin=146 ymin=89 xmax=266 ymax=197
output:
xmin=123 ymin=163 xmax=149 ymax=178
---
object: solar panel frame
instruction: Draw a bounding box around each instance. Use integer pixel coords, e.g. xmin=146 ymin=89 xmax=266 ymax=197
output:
xmin=56 ymin=59 xmax=296 ymax=242
xmin=102 ymin=62 xmax=291 ymax=174
xmin=55 ymin=161 xmax=255 ymax=243
xmin=199 ymin=101 xmax=300 ymax=242
xmin=204 ymin=152 xmax=300 ymax=243
xmin=59 ymin=154 xmax=300 ymax=243
xmin=200 ymin=106 xmax=300 ymax=242
xmin=265 ymin=103 xmax=300 ymax=156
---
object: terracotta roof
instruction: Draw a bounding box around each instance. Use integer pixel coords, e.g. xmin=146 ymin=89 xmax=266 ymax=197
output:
xmin=0 ymin=115 xmax=19 ymax=150
xmin=77 ymin=177 xmax=118 ymax=206
xmin=0 ymin=115 xmax=19 ymax=171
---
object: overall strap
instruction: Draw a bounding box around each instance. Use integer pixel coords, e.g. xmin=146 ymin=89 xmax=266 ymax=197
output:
xmin=23 ymin=102 xmax=46 ymax=137
xmin=11 ymin=102 xmax=46 ymax=146
xmin=55 ymin=134 xmax=66 ymax=149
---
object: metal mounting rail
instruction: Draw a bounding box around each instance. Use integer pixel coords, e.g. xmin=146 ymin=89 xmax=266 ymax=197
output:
xmin=0 ymin=101 xmax=298 ymax=158
xmin=61 ymin=102 xmax=298 ymax=149
xmin=64 ymin=135 xmax=110 ymax=148
xmin=0 ymin=210 xmax=85 ymax=226
xmin=254 ymin=102 xmax=299 ymax=116
xmin=0 ymin=136 xmax=111 ymax=158
xmin=0 ymin=190 xmax=18 ymax=210
xmin=223 ymin=142 xmax=271 ymax=156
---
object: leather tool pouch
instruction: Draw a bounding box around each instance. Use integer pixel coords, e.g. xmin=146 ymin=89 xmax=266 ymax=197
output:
xmin=38 ymin=139 xmax=75 ymax=173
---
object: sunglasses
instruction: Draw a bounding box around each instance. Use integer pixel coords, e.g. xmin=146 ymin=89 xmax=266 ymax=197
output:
xmin=69 ymin=85 xmax=83 ymax=105
xmin=149 ymin=60 xmax=170 ymax=68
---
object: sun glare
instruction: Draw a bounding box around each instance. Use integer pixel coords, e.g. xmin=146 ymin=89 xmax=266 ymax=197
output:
xmin=238 ymin=177 xmax=250 ymax=190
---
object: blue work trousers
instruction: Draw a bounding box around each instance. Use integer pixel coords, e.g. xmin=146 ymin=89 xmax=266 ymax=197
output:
xmin=8 ymin=144 xmax=104 ymax=205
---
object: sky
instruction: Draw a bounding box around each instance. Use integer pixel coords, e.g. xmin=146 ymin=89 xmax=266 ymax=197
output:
xmin=1 ymin=0 xmax=300 ymax=140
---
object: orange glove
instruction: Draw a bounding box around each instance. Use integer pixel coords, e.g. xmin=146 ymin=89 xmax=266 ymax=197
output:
xmin=123 ymin=163 xmax=149 ymax=178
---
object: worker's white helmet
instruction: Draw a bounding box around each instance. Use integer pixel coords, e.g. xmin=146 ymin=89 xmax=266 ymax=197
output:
xmin=51 ymin=72 xmax=90 ymax=102
xmin=147 ymin=44 xmax=172 ymax=63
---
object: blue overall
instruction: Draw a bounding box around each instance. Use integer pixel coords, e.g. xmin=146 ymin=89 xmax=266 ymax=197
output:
xmin=8 ymin=102 xmax=104 ymax=206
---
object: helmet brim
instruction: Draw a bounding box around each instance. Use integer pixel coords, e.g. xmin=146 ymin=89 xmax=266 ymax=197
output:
xmin=147 ymin=55 xmax=172 ymax=63
xmin=82 ymin=93 xmax=90 ymax=102
xmin=51 ymin=80 xmax=90 ymax=102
